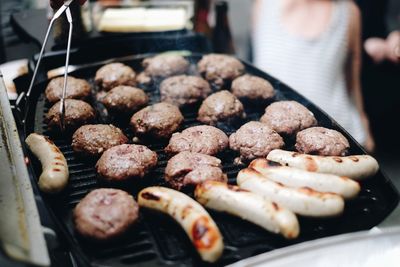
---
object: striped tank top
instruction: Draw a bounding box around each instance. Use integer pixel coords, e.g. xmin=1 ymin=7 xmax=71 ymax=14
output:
xmin=252 ymin=0 xmax=366 ymax=144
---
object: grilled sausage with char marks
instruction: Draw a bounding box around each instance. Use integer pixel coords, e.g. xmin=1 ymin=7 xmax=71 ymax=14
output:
xmin=249 ymin=158 xmax=360 ymax=199
xmin=138 ymin=187 xmax=223 ymax=263
xmin=25 ymin=133 xmax=69 ymax=193
xmin=237 ymin=168 xmax=345 ymax=217
xmin=195 ymin=181 xmax=299 ymax=239
xmin=267 ymin=149 xmax=379 ymax=180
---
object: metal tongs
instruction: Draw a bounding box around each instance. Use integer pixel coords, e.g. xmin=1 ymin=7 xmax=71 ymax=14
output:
xmin=16 ymin=0 xmax=74 ymax=131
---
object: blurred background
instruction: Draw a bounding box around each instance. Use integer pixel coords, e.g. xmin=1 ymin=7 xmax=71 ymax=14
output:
xmin=0 ymin=0 xmax=399 ymax=217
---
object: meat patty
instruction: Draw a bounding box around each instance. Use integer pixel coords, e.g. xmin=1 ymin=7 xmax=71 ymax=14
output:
xmin=160 ymin=75 xmax=211 ymax=107
xmin=260 ymin=101 xmax=317 ymax=136
xmin=72 ymin=124 xmax=128 ymax=157
xmin=73 ymin=188 xmax=139 ymax=240
xmin=295 ymin=127 xmax=350 ymax=156
xmin=197 ymin=90 xmax=245 ymax=125
xmin=142 ymin=54 xmax=189 ymax=78
xmin=165 ymin=151 xmax=227 ymax=190
xmin=46 ymin=99 xmax=95 ymax=131
xmin=95 ymin=62 xmax=136 ymax=91
xmin=197 ymin=54 xmax=245 ymax=87
xmin=231 ymin=74 xmax=275 ymax=100
xmin=165 ymin=125 xmax=229 ymax=156
xmin=96 ymin=144 xmax=157 ymax=182
xmin=102 ymin=86 xmax=148 ymax=115
xmin=130 ymin=102 xmax=184 ymax=139
xmin=45 ymin=76 xmax=91 ymax=104
xmin=229 ymin=121 xmax=285 ymax=162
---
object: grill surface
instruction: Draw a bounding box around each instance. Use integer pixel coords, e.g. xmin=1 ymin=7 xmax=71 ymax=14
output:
xmin=25 ymin=54 xmax=399 ymax=267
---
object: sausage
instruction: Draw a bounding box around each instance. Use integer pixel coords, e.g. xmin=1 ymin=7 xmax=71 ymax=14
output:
xmin=195 ymin=181 xmax=299 ymax=239
xmin=249 ymin=159 xmax=360 ymax=199
xmin=137 ymin=186 xmax=223 ymax=263
xmin=25 ymin=133 xmax=69 ymax=193
xmin=237 ymin=168 xmax=345 ymax=217
xmin=267 ymin=149 xmax=379 ymax=180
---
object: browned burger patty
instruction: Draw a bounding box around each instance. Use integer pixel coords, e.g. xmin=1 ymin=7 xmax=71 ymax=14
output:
xmin=96 ymin=144 xmax=157 ymax=182
xmin=160 ymin=75 xmax=211 ymax=107
xmin=165 ymin=125 xmax=229 ymax=156
xmin=197 ymin=90 xmax=245 ymax=125
xmin=260 ymin=101 xmax=317 ymax=136
xmin=46 ymin=99 xmax=95 ymax=131
xmin=95 ymin=62 xmax=136 ymax=91
xmin=45 ymin=76 xmax=91 ymax=104
xmin=102 ymin=86 xmax=148 ymax=115
xmin=130 ymin=102 xmax=184 ymax=139
xmin=197 ymin=54 xmax=245 ymax=87
xmin=231 ymin=74 xmax=275 ymax=100
xmin=72 ymin=124 xmax=128 ymax=157
xmin=73 ymin=188 xmax=139 ymax=240
xmin=295 ymin=127 xmax=350 ymax=156
xmin=229 ymin=121 xmax=285 ymax=161
xmin=142 ymin=54 xmax=189 ymax=78
xmin=165 ymin=151 xmax=227 ymax=190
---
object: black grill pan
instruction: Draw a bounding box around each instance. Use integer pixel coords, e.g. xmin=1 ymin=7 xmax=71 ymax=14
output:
xmin=22 ymin=53 xmax=399 ymax=267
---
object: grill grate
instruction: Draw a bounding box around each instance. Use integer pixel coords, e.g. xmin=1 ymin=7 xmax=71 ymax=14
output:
xmin=26 ymin=54 xmax=399 ymax=267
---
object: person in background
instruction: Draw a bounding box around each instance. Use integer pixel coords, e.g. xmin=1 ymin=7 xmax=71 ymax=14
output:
xmin=356 ymin=0 xmax=399 ymax=152
xmin=252 ymin=0 xmax=375 ymax=152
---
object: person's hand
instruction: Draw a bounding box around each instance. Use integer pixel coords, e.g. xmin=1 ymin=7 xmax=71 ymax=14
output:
xmin=50 ymin=0 xmax=87 ymax=10
xmin=386 ymin=31 xmax=400 ymax=64
xmin=364 ymin=38 xmax=387 ymax=63
xmin=364 ymin=31 xmax=400 ymax=64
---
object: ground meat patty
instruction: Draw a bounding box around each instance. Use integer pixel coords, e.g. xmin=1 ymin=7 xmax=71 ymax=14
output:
xmin=96 ymin=144 xmax=157 ymax=182
xmin=165 ymin=151 xmax=227 ymax=190
xmin=295 ymin=127 xmax=350 ymax=156
xmin=165 ymin=125 xmax=229 ymax=156
xmin=260 ymin=101 xmax=317 ymax=136
xmin=142 ymin=54 xmax=189 ymax=78
xmin=130 ymin=102 xmax=183 ymax=139
xmin=72 ymin=124 xmax=128 ymax=157
xmin=95 ymin=63 xmax=136 ymax=91
xmin=73 ymin=188 xmax=139 ymax=240
xmin=102 ymin=86 xmax=148 ymax=115
xmin=197 ymin=54 xmax=245 ymax=86
xmin=197 ymin=90 xmax=245 ymax=125
xmin=160 ymin=75 xmax=211 ymax=107
xmin=231 ymin=74 xmax=275 ymax=100
xmin=229 ymin=121 xmax=285 ymax=161
xmin=45 ymin=76 xmax=91 ymax=104
xmin=46 ymin=99 xmax=95 ymax=131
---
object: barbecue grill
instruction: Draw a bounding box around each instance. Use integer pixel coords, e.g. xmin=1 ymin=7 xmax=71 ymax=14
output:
xmin=7 ymin=33 xmax=400 ymax=267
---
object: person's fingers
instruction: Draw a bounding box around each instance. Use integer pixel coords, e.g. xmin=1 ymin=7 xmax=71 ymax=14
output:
xmin=364 ymin=38 xmax=387 ymax=63
xmin=385 ymin=31 xmax=400 ymax=64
